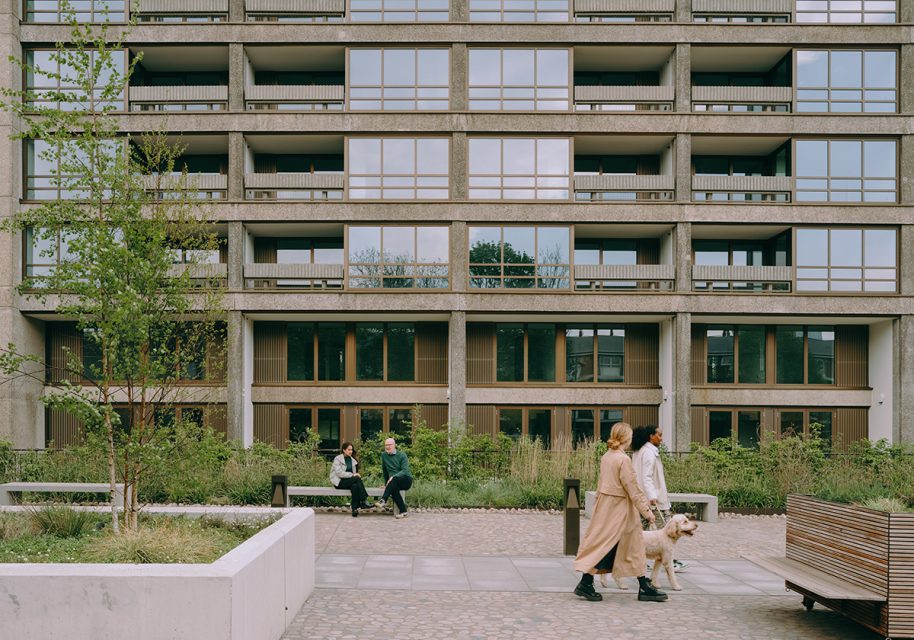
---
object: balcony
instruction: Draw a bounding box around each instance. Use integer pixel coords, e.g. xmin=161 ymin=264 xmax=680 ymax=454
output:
xmin=574 ymin=174 xmax=674 ymax=200
xmin=574 ymin=85 xmax=674 ymax=110
xmin=692 ymin=265 xmax=792 ymax=292
xmin=245 ymin=0 xmax=345 ymax=19
xmin=141 ymin=174 xmax=228 ymax=199
xmin=244 ymin=134 xmax=344 ymax=201
xmin=167 ymin=263 xmax=229 ymax=280
xmin=573 ymin=0 xmax=674 ymax=20
xmin=692 ymin=86 xmax=791 ymax=110
xmin=691 ymin=0 xmax=792 ymax=14
xmin=129 ymin=85 xmax=228 ymax=111
xmin=692 ymin=47 xmax=792 ymax=112
xmin=135 ymin=0 xmax=229 ymax=20
xmin=244 ymin=173 xmax=344 ymax=200
xmin=245 ymin=85 xmax=344 ymax=109
xmin=692 ymin=137 xmax=791 ymax=202
xmin=573 ymin=225 xmax=675 ymax=291
xmin=574 ymin=135 xmax=675 ymax=202
xmin=692 ymin=227 xmax=792 ymax=292
xmin=244 ymin=229 xmax=345 ymax=289
xmin=128 ymin=47 xmax=229 ymax=111
xmin=244 ymin=263 xmax=345 ymax=288
xmin=574 ymin=46 xmax=675 ymax=110
xmin=575 ymin=264 xmax=675 ymax=290
xmin=692 ymin=175 xmax=791 ymax=199
xmin=244 ymin=46 xmax=345 ymax=110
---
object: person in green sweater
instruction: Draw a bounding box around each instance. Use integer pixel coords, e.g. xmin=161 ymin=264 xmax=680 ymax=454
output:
xmin=377 ymin=437 xmax=413 ymax=518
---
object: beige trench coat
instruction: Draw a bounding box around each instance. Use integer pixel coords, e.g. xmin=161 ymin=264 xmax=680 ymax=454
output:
xmin=573 ymin=448 xmax=653 ymax=578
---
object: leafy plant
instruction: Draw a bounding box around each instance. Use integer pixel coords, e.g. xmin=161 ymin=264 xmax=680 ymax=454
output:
xmin=27 ymin=506 xmax=101 ymax=538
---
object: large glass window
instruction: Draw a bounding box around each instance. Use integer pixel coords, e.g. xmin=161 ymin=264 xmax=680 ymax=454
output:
xmin=317 ymin=323 xmax=346 ymax=381
xmin=348 ymin=49 xmax=449 ymax=111
xmin=468 ymin=49 xmax=569 ymax=111
xmin=495 ymin=323 xmax=556 ymax=382
xmin=317 ymin=408 xmax=341 ymax=452
xmin=24 ymin=227 xmax=75 ymax=280
xmin=796 ymin=50 xmax=896 ymax=113
xmin=287 ymin=323 xmax=315 ymax=381
xmin=26 ymin=49 xmax=126 ymax=111
xmin=566 ymin=325 xmax=624 ymax=383
xmin=795 ymin=139 xmax=896 ymax=203
xmin=706 ymin=327 xmax=734 ymax=384
xmin=795 ymin=0 xmax=896 ymax=23
xmin=779 ymin=408 xmax=833 ymax=446
xmin=499 ymin=408 xmax=523 ymax=439
xmin=775 ymin=326 xmax=804 ymax=385
xmin=497 ymin=407 xmax=553 ymax=446
xmin=26 ymin=139 xmax=121 ymax=200
xmin=706 ymin=325 xmax=766 ymax=385
xmin=775 ymin=326 xmax=834 ymax=385
xmin=348 ymin=225 xmax=449 ymax=289
xmin=796 ymin=228 xmax=897 ymax=293
xmin=25 ymin=0 xmax=126 ymax=22
xmin=356 ymin=323 xmax=416 ymax=382
xmin=468 ymin=138 xmax=570 ymax=200
xmin=348 ymin=138 xmax=449 ymax=200
xmin=349 ymin=0 xmax=448 ymax=21
xmin=468 ymin=225 xmax=570 ymax=289
xmin=469 ymin=0 xmax=569 ymax=22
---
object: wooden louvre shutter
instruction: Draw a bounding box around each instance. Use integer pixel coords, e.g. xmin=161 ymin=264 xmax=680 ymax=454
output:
xmin=416 ymin=404 xmax=449 ymax=431
xmin=625 ymin=405 xmax=659 ymax=429
xmin=205 ymin=323 xmax=227 ymax=383
xmin=205 ymin=404 xmax=228 ymax=437
xmin=691 ymin=325 xmax=706 ymax=385
xmin=467 ymin=324 xmax=495 ymax=384
xmin=835 ymin=326 xmax=868 ymax=388
xmin=624 ymin=324 xmax=659 ymax=386
xmin=46 ymin=408 xmax=84 ymax=449
xmin=253 ymin=322 xmax=286 ymax=383
xmin=690 ymin=406 xmax=707 ymax=446
xmin=834 ymin=408 xmax=868 ymax=453
xmin=254 ymin=404 xmax=286 ymax=449
xmin=47 ymin=322 xmax=82 ymax=384
xmin=416 ymin=323 xmax=448 ymax=384
xmin=466 ymin=405 xmax=497 ymax=438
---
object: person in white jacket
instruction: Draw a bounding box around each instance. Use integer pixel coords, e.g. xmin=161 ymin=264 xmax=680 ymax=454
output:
xmin=631 ymin=425 xmax=687 ymax=571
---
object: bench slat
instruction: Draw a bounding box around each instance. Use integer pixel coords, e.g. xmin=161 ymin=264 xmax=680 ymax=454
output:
xmin=744 ymin=554 xmax=886 ymax=602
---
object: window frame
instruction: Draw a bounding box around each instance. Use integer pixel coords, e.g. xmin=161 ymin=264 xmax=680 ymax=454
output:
xmin=493 ymin=323 xmax=558 ymax=383
xmin=467 ymin=48 xmax=571 ymax=111
xmin=346 ymin=48 xmax=450 ymax=111
xmin=347 ymin=0 xmax=449 ymax=22
xmin=469 ymin=0 xmax=569 ymax=22
xmin=794 ymin=138 xmax=898 ymax=204
xmin=467 ymin=224 xmax=571 ymax=290
xmin=346 ymin=224 xmax=451 ymax=290
xmin=467 ymin=137 xmax=572 ymax=201
xmin=23 ymin=0 xmax=126 ymax=23
xmin=795 ymin=0 xmax=896 ymax=24
xmin=794 ymin=226 xmax=898 ymax=294
xmin=795 ymin=49 xmax=898 ymax=114
xmin=23 ymin=48 xmax=128 ymax=112
xmin=496 ymin=406 xmax=554 ymax=447
xmin=345 ymin=136 xmax=450 ymax=201
xmin=564 ymin=324 xmax=626 ymax=384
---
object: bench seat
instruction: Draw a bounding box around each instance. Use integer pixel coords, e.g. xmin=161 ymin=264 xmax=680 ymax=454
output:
xmin=744 ymin=554 xmax=885 ymax=602
xmin=0 ymin=482 xmax=130 ymax=506
xmin=584 ymin=490 xmax=718 ymax=522
xmin=286 ymin=485 xmax=405 ymax=513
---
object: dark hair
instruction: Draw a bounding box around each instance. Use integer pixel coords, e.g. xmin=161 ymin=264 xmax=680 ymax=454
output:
xmin=341 ymin=442 xmax=354 ymax=455
xmin=631 ymin=425 xmax=659 ymax=452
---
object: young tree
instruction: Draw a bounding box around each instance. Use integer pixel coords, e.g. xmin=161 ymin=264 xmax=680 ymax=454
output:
xmin=0 ymin=7 xmax=225 ymax=532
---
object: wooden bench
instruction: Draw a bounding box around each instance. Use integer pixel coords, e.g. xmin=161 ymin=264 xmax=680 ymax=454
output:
xmin=0 ymin=482 xmax=130 ymax=506
xmin=584 ymin=490 xmax=718 ymax=522
xmin=285 ymin=486 xmax=406 ymax=514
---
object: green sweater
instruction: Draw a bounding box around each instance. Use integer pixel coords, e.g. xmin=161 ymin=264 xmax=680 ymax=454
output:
xmin=381 ymin=450 xmax=412 ymax=482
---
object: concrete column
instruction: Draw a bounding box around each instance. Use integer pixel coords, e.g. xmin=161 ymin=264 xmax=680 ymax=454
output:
xmin=450 ymin=43 xmax=467 ymax=111
xmin=659 ymin=317 xmax=674 ymax=445
xmin=901 ymin=135 xmax=914 ymax=205
xmin=228 ymin=132 xmax=244 ymax=202
xmin=228 ymin=43 xmax=245 ymax=112
xmin=675 ymin=0 xmax=691 ymax=22
xmin=899 ymin=316 xmax=914 ymax=445
xmin=228 ymin=221 xmax=244 ymax=290
xmin=674 ymin=222 xmax=692 ymax=292
xmin=451 ymin=132 xmax=468 ymax=201
xmin=448 ymin=310 xmax=467 ymax=430
xmin=674 ymin=44 xmax=690 ymax=113
xmin=229 ymin=0 xmax=245 ymax=22
xmin=450 ymin=0 xmax=469 ymax=22
xmin=900 ymin=1 xmax=914 ymax=24
xmin=227 ymin=311 xmax=253 ymax=445
xmin=450 ymin=220 xmax=468 ymax=292
xmin=674 ymin=133 xmax=691 ymax=203
xmin=0 ymin=312 xmax=45 ymax=448
xmin=673 ymin=312 xmax=692 ymax=453
xmin=901 ymin=226 xmax=914 ymax=295
xmin=901 ymin=45 xmax=914 ymax=115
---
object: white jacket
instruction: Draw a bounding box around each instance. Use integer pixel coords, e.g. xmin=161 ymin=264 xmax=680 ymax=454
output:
xmin=631 ymin=442 xmax=670 ymax=511
xmin=329 ymin=454 xmax=359 ymax=488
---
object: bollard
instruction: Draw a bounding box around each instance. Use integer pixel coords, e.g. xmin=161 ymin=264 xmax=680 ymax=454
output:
xmin=563 ymin=478 xmax=580 ymax=555
xmin=271 ymin=475 xmax=289 ymax=508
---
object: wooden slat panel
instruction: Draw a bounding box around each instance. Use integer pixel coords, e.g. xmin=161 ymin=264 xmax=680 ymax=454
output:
xmin=834 ymin=408 xmax=868 ymax=453
xmin=253 ymin=237 xmax=277 ymax=263
xmin=625 ymin=405 xmax=659 ymax=429
xmin=836 ymin=325 xmax=868 ymax=388
xmin=253 ymin=322 xmax=286 ymax=383
xmin=343 ymin=405 xmax=358 ymax=445
xmin=466 ymin=405 xmax=496 ymax=438
xmin=625 ymin=324 xmax=659 ymax=386
xmin=888 ymin=514 xmax=914 ymax=637
xmin=416 ymin=404 xmax=448 ymax=431
xmin=691 ymin=325 xmax=706 ymax=385
xmin=47 ymin=322 xmax=82 ymax=384
xmin=467 ymin=324 xmax=495 ymax=384
xmin=254 ymin=403 xmax=286 ymax=449
xmin=205 ymin=323 xmax=227 ymax=383
xmin=46 ymin=408 xmax=84 ymax=449
xmin=691 ymin=406 xmax=707 ymax=445
xmin=205 ymin=404 xmax=228 ymax=437
xmin=417 ymin=323 xmax=448 ymax=384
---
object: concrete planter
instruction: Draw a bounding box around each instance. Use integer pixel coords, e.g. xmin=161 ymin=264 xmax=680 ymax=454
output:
xmin=0 ymin=507 xmax=315 ymax=640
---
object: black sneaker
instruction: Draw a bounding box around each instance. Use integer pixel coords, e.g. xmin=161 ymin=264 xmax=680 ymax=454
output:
xmin=637 ymin=579 xmax=668 ymax=602
xmin=360 ymin=502 xmax=374 ymax=510
xmin=351 ymin=511 xmax=358 ymax=518
xmin=574 ymin=582 xmax=603 ymax=602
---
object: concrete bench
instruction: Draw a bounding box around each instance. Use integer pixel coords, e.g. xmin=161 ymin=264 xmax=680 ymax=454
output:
xmin=0 ymin=482 xmax=130 ymax=506
xmin=584 ymin=491 xmax=718 ymax=523
xmin=286 ymin=486 xmax=406 ymax=514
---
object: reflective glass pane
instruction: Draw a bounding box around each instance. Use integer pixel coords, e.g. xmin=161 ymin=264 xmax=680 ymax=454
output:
xmin=829 ymin=140 xmax=861 ymax=177
xmin=807 ymin=327 xmax=835 ymax=385
xmin=706 ymin=327 xmax=734 ymax=384
xmin=863 ymin=140 xmax=896 ymax=178
xmin=797 ymin=229 xmax=828 ymax=266
xmin=830 ymin=229 xmax=862 ymax=267
xmin=830 ymin=51 xmax=862 ymax=88
xmin=383 ymin=49 xmax=415 ymax=85
xmin=469 ymin=139 xmax=502 ymax=174
xmin=796 ymin=140 xmax=828 ymax=176
xmin=796 ymin=50 xmax=828 ymax=87
xmin=356 ymin=323 xmax=384 ymax=380
xmin=709 ymin=411 xmax=732 ymax=443
xmin=527 ymin=324 xmax=555 ymax=382
xmin=566 ymin=326 xmax=593 ymax=382
xmin=317 ymin=323 xmax=346 ymax=381
xmin=775 ymin=326 xmax=804 ymax=384
xmin=738 ymin=325 xmax=766 ymax=384
xmin=503 ymin=49 xmax=535 ymax=85
xmin=387 ymin=323 xmax=415 ymax=381
xmin=469 ymin=50 xmax=501 ymax=85
xmin=536 ymin=49 xmax=568 ymax=85
xmin=496 ymin=323 xmax=525 ymax=382
xmin=350 ymin=50 xmax=382 ymax=86
xmin=864 ymin=229 xmax=896 ymax=268
xmin=287 ymin=322 xmax=315 ymax=381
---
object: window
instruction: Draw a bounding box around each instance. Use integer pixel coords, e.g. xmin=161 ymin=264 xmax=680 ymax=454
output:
xmin=274 ymin=238 xmax=344 ymax=289
xmin=24 ymin=227 xmax=75 ymax=280
xmin=707 ymin=410 xmax=760 ymax=448
xmin=565 ymin=325 xmax=624 ymax=383
xmin=348 ymin=225 xmax=449 ymax=289
xmin=348 ymin=49 xmax=449 ymax=111
xmin=26 ymin=139 xmax=121 ymax=200
xmin=796 ymin=0 xmax=896 ymax=23
xmin=469 ymin=138 xmax=570 ymax=200
xmin=317 ymin=408 xmax=341 ymax=452
xmin=25 ymin=0 xmax=125 ymax=22
xmin=495 ymin=324 xmax=556 ymax=382
xmin=796 ymin=50 xmax=897 ymax=113
xmin=779 ymin=409 xmax=833 ymax=445
xmin=358 ymin=406 xmax=418 ymax=440
xmin=287 ymin=323 xmax=315 ymax=381
xmin=468 ymin=225 xmax=570 ymax=289
xmin=468 ymin=49 xmax=569 ymax=111
xmin=705 ymin=325 xmax=766 ymax=384
xmin=692 ymin=236 xmax=791 ymax=292
xmin=347 ymin=138 xmax=449 ymax=200
xmin=775 ymin=326 xmax=834 ymax=385
xmin=318 ymin=323 xmax=346 ymax=381
xmin=570 ymin=407 xmax=623 ymax=444
xmin=26 ymin=49 xmax=126 ymax=111
xmin=796 ymin=228 xmax=897 ymax=293
xmin=349 ymin=0 xmax=448 ymax=21
xmin=795 ymin=140 xmax=896 ymax=203
xmin=356 ymin=323 xmax=416 ymax=381
xmin=286 ymin=322 xmax=347 ymax=382
xmin=497 ymin=407 xmax=553 ymax=447
xmin=470 ymin=0 xmax=568 ymax=21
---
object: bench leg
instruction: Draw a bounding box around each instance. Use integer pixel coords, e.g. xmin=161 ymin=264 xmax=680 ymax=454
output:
xmin=0 ymin=489 xmax=11 ymax=506
xmin=705 ymin=500 xmax=718 ymax=523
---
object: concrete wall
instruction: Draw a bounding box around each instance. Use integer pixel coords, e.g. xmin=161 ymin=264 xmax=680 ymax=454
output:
xmin=869 ymin=320 xmax=894 ymax=443
xmin=0 ymin=508 xmax=315 ymax=640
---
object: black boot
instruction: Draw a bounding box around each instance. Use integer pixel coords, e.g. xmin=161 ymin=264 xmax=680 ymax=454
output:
xmin=637 ymin=576 xmax=668 ymax=602
xmin=574 ymin=574 xmax=603 ymax=601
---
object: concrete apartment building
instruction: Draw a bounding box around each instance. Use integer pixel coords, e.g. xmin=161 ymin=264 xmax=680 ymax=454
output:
xmin=0 ymin=0 xmax=911 ymax=453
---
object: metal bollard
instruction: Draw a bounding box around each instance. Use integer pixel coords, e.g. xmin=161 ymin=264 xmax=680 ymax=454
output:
xmin=271 ymin=475 xmax=289 ymax=508
xmin=563 ymin=478 xmax=581 ymax=555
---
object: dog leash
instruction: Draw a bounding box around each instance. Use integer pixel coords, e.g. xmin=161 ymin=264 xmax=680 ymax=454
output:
xmin=649 ymin=505 xmax=666 ymax=530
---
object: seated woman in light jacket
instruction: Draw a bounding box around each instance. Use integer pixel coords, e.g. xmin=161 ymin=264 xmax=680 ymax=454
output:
xmin=330 ymin=442 xmax=373 ymax=517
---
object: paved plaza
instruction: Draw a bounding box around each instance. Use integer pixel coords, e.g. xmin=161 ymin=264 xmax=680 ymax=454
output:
xmin=282 ymin=510 xmax=880 ymax=639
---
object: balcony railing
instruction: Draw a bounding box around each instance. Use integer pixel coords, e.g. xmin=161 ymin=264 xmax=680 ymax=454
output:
xmin=574 ymin=0 xmax=674 ymax=12
xmin=136 ymin=0 xmax=229 ymax=12
xmin=692 ymin=175 xmax=792 ymax=201
xmin=244 ymin=173 xmax=344 ymax=200
xmin=692 ymin=264 xmax=792 ymax=292
xmin=575 ymin=263 xmax=675 ymax=290
xmin=141 ymin=174 xmax=228 ymax=199
xmin=129 ymin=86 xmax=228 ymax=111
xmin=574 ymin=85 xmax=674 ymax=110
xmin=245 ymin=0 xmax=345 ymax=12
xmin=166 ymin=263 xmax=229 ymax=280
xmin=691 ymin=0 xmax=792 ymax=13
xmin=244 ymin=262 xmax=344 ymax=289
xmin=692 ymin=86 xmax=792 ymax=112
xmin=244 ymin=85 xmax=345 ymax=109
xmin=573 ymin=174 xmax=675 ymax=201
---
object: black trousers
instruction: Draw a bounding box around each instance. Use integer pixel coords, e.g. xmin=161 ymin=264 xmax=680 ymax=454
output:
xmin=336 ymin=477 xmax=369 ymax=512
xmin=382 ymin=475 xmax=413 ymax=513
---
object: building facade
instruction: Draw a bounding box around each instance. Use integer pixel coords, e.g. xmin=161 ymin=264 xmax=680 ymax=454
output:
xmin=0 ymin=0 xmax=912 ymax=453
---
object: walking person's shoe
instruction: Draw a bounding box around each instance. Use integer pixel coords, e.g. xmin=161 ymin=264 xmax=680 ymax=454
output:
xmin=637 ymin=576 xmax=668 ymax=602
xmin=673 ymin=560 xmax=688 ymax=572
xmin=375 ymin=499 xmax=386 ymax=509
xmin=351 ymin=510 xmax=358 ymax=518
xmin=573 ymin=577 xmax=603 ymax=601
xmin=360 ymin=502 xmax=374 ymax=510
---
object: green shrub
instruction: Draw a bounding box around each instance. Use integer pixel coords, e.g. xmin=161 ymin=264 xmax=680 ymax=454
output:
xmin=27 ymin=506 xmax=102 ymax=538
xmin=84 ymin=517 xmax=234 ymax=563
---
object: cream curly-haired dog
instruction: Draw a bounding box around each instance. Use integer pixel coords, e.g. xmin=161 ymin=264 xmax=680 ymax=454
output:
xmin=600 ymin=514 xmax=698 ymax=591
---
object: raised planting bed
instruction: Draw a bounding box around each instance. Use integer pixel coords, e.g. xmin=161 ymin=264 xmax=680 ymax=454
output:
xmin=0 ymin=506 xmax=315 ymax=640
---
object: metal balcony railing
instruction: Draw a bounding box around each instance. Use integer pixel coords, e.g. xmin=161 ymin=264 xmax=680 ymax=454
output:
xmin=244 ymin=85 xmax=345 ymax=103
xmin=691 ymin=0 xmax=792 ymax=13
xmin=573 ymin=0 xmax=674 ymax=13
xmin=692 ymin=86 xmax=792 ymax=105
xmin=136 ymin=0 xmax=229 ymax=12
xmin=245 ymin=0 xmax=345 ymax=12
xmin=692 ymin=264 xmax=792 ymax=292
xmin=574 ymin=85 xmax=674 ymax=105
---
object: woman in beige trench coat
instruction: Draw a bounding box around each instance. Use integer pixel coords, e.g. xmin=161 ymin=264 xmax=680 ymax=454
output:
xmin=572 ymin=422 xmax=668 ymax=602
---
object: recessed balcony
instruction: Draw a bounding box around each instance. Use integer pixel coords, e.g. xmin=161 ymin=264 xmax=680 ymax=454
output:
xmin=244 ymin=135 xmax=344 ymax=201
xmin=574 ymin=46 xmax=675 ymax=111
xmin=691 ymin=0 xmax=792 ymax=17
xmin=573 ymin=0 xmax=674 ymax=21
xmin=135 ymin=0 xmax=229 ymax=21
xmin=692 ymin=47 xmax=792 ymax=112
xmin=574 ymin=135 xmax=675 ymax=202
xmin=140 ymin=135 xmax=229 ymax=200
xmin=243 ymin=224 xmax=346 ymax=290
xmin=128 ymin=47 xmax=229 ymax=112
xmin=574 ymin=224 xmax=675 ymax=291
xmin=244 ymin=46 xmax=345 ymax=111
xmin=245 ymin=0 xmax=345 ymax=20
xmin=692 ymin=137 xmax=791 ymax=202
xmin=692 ymin=226 xmax=792 ymax=292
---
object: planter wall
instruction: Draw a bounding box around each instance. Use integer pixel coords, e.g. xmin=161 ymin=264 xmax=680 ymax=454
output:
xmin=0 ymin=507 xmax=315 ymax=640
xmin=787 ymin=495 xmax=914 ymax=638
